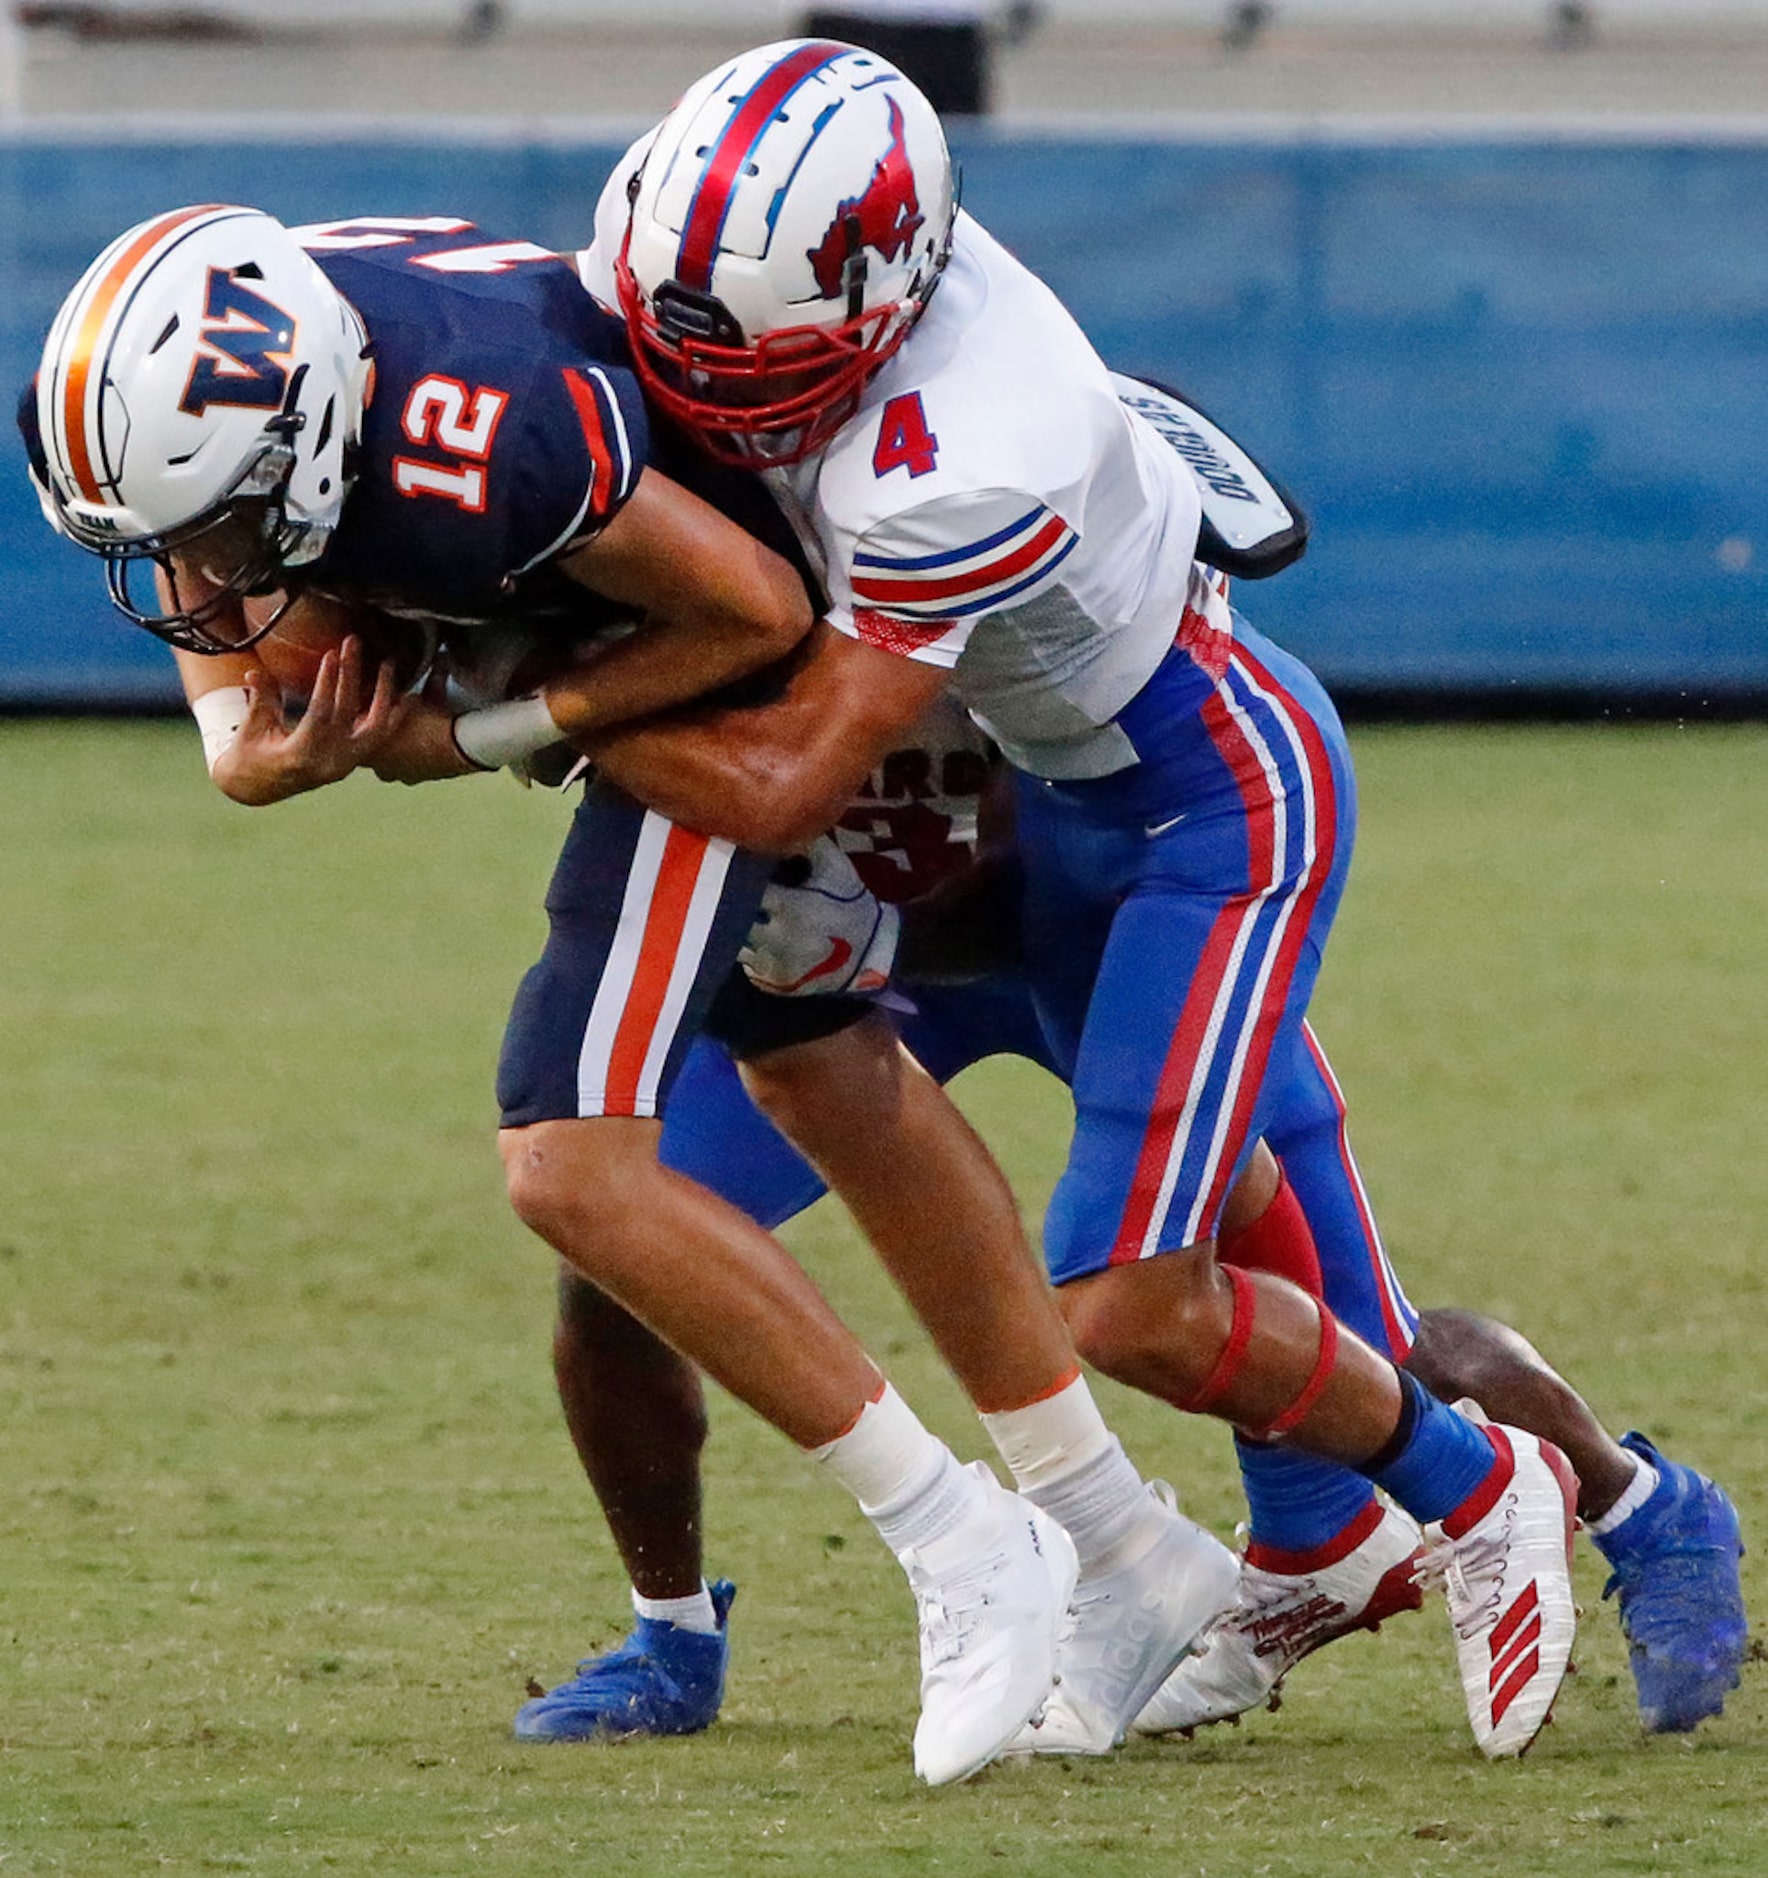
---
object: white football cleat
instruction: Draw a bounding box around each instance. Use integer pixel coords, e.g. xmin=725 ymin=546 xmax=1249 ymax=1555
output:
xmin=1430 ymin=1420 xmax=1579 ymax=1759
xmin=1134 ymin=1498 xmax=1426 ymax=1736
xmin=903 ymin=1465 xmax=1080 ymax=1786
xmin=1010 ymin=1484 xmax=1239 ymax=1755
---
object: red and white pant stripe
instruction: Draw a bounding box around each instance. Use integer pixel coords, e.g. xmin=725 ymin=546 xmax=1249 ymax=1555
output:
xmin=575 ymin=814 xmax=738 ymax=1119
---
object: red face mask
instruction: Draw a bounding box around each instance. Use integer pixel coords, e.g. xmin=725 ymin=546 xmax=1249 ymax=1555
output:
xmin=615 ymin=244 xmax=915 ymax=470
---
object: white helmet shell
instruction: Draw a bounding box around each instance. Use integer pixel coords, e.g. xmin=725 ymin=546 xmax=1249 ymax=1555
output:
xmin=626 ymin=39 xmax=954 ymax=342
xmin=36 ymin=204 xmax=368 ymax=567
xmin=617 ymin=39 xmax=954 ymax=463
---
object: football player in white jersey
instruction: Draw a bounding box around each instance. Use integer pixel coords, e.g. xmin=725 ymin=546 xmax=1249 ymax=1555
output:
xmin=576 ymin=38 xmax=1587 ymax=1759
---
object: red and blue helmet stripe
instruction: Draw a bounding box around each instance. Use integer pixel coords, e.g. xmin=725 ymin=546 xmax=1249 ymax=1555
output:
xmin=675 ymin=41 xmax=850 ymax=294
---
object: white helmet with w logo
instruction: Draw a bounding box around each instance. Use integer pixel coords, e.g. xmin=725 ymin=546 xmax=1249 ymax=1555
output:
xmin=616 ymin=39 xmax=955 ymax=467
xmin=31 ymin=204 xmax=370 ymax=650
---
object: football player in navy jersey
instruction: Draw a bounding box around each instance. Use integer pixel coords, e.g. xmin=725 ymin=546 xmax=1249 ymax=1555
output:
xmin=26 ymin=203 xmax=1239 ymax=1785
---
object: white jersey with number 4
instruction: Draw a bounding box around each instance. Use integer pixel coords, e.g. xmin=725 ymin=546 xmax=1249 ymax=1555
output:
xmin=582 ymin=170 xmax=1228 ymax=781
xmin=766 ymin=212 xmax=1226 ymax=781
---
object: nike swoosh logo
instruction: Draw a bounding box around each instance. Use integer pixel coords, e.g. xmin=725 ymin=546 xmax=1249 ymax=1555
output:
xmin=1145 ymin=813 xmax=1187 ymax=838
xmin=776 ymin=937 xmax=852 ymax=994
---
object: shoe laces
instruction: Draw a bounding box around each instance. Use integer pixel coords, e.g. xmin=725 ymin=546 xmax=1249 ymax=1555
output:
xmin=1422 ymin=1507 xmax=1517 ymax=1643
xmin=558 ymin=1636 xmax=672 ymax=1698
xmin=910 ymin=1545 xmax=1013 ymax=1669
xmin=571 ymin=1633 xmax=648 ymax=1680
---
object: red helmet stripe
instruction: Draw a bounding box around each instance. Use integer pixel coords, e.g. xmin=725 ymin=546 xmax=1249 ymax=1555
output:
xmin=675 ymin=41 xmax=846 ymax=295
xmin=60 ymin=204 xmax=229 ymax=503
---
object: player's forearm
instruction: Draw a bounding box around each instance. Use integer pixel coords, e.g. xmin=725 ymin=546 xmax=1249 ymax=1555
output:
xmin=551 ymin=469 xmax=815 ymax=737
xmin=588 ymin=701 xmax=865 ymax=854
xmin=584 ymin=625 xmax=948 ymax=850
xmin=536 ymin=597 xmax=805 ymax=743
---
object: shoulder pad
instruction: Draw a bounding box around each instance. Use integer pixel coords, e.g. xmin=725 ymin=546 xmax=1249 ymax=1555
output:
xmin=1111 ymin=374 xmax=1308 ymax=579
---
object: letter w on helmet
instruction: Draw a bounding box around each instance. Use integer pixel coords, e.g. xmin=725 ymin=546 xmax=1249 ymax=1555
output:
xmin=28 ymin=205 xmax=371 ymax=653
xmin=180 ymin=267 xmax=299 ymax=416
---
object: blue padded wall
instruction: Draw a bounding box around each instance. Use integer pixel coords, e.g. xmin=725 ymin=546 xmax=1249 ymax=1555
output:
xmin=2 ymin=131 xmax=1763 ymax=706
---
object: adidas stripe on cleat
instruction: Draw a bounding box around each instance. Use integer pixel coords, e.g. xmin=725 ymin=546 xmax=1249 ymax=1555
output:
xmin=1430 ymin=1421 xmax=1579 ymax=1759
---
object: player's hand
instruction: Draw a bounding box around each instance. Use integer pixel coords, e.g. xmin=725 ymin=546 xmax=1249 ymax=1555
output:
xmin=211 ymin=636 xmax=408 ymax=805
xmin=740 ymin=835 xmax=901 ymax=997
xmin=365 ymin=670 xmax=480 ymax=786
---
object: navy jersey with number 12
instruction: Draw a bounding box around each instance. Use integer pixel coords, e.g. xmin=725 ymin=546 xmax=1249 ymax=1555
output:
xmin=292 ymin=216 xmax=648 ymax=630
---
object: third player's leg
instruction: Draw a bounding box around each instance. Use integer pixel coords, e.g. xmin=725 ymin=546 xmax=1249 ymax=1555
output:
xmin=553 ymin=1267 xmax=710 ymax=1601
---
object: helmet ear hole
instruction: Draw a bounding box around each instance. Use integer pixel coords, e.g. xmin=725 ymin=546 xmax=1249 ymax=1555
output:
xmin=652 ymin=281 xmax=746 ymax=347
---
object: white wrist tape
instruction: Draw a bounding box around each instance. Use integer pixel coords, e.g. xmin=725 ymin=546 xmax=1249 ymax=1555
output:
xmin=191 ymin=686 xmax=249 ymax=773
xmin=451 ymin=695 xmax=562 ymax=772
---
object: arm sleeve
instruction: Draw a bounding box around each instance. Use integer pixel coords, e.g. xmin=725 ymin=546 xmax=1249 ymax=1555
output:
xmin=504 ymin=357 xmax=650 ymax=579
xmin=828 ymin=487 xmax=1080 ymax=668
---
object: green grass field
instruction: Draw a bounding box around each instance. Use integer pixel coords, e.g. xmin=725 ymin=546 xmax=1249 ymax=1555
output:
xmin=3 ymin=719 xmax=1764 ymax=1877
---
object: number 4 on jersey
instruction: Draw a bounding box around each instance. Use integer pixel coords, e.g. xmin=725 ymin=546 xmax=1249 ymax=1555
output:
xmin=873 ymin=392 xmax=939 ymax=480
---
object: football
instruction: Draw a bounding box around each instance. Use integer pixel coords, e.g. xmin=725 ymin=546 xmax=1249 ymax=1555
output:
xmin=241 ymin=591 xmax=434 ymax=700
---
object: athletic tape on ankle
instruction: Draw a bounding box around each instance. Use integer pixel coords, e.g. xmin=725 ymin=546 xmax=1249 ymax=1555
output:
xmin=1182 ymin=1262 xmax=1259 ymax=1415
xmin=979 ymin=1369 xmax=1105 ymax=1489
xmin=1242 ymin=1300 xmax=1340 ymax=1441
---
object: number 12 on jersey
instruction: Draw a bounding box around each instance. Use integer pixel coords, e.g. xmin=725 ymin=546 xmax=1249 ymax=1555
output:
xmin=393 ymin=374 xmax=510 ymax=513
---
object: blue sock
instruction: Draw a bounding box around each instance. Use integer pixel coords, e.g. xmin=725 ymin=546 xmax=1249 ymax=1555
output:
xmin=1236 ymin=1437 xmax=1380 ymax=1557
xmin=1363 ymin=1371 xmax=1498 ymax=1527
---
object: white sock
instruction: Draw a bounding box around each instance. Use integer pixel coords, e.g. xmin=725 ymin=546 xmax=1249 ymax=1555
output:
xmin=982 ymin=1374 xmax=1152 ymax=1569
xmin=810 ymin=1382 xmax=995 ymax=1560
xmin=633 ymin=1583 xmax=718 ymax=1635
xmin=1588 ymin=1450 xmax=1660 ymax=1535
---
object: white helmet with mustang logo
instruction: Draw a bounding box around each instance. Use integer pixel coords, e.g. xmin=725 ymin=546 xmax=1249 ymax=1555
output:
xmin=32 ymin=203 xmax=371 ymax=651
xmin=616 ymin=38 xmax=955 ymax=467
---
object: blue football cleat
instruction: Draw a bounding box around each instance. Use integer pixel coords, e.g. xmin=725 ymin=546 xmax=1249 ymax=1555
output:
xmin=1595 ymin=1435 xmax=1747 ymax=1734
xmin=514 ymin=1579 xmax=736 ymax=1741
